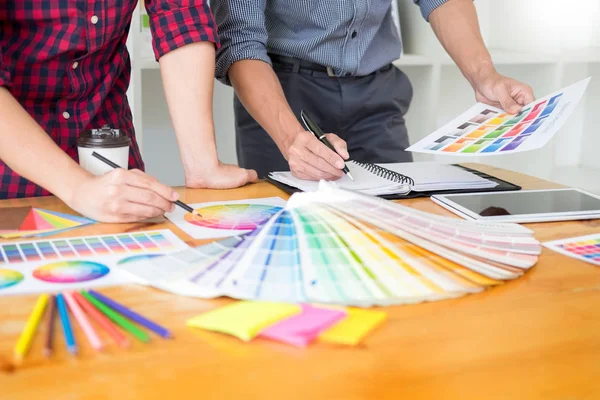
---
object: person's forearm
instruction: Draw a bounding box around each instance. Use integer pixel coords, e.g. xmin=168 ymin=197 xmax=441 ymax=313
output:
xmin=0 ymin=87 xmax=90 ymax=201
xmin=159 ymin=42 xmax=220 ymax=178
xmin=429 ymin=0 xmax=495 ymax=87
xmin=228 ymin=60 xmax=303 ymax=158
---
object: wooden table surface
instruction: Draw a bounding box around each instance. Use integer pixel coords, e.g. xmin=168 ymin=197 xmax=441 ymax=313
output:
xmin=1 ymin=164 xmax=600 ymax=400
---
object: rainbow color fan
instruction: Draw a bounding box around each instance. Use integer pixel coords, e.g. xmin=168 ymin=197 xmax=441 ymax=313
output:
xmin=0 ymin=207 xmax=94 ymax=239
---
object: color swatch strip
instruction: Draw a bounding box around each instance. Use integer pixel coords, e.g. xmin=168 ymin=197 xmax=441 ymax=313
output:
xmin=117 ymin=184 xmax=540 ymax=307
xmin=0 ymin=231 xmax=178 ymax=264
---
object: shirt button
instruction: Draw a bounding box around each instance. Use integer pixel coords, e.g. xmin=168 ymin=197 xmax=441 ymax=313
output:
xmin=91 ymin=15 xmax=99 ymax=24
xmin=72 ymin=61 xmax=79 ymax=70
xmin=351 ymin=31 xmax=358 ymax=39
xmin=62 ymin=111 xmax=71 ymax=120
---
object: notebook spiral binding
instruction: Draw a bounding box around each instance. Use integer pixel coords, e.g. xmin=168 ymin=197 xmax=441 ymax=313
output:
xmin=351 ymin=161 xmax=415 ymax=186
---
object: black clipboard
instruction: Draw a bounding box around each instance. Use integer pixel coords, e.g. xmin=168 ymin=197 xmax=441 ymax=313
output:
xmin=265 ymin=164 xmax=521 ymax=200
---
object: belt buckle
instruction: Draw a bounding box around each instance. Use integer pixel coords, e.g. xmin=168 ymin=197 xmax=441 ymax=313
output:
xmin=326 ymin=66 xmax=336 ymax=77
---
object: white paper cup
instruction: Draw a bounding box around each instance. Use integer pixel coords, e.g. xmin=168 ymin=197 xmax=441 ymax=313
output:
xmin=77 ymin=125 xmax=131 ymax=176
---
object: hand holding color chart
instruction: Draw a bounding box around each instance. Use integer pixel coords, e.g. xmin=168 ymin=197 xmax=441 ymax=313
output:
xmin=165 ymin=197 xmax=286 ymax=239
xmin=407 ymin=78 xmax=590 ymax=155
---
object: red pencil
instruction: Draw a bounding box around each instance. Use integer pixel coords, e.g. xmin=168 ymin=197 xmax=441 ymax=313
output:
xmin=72 ymin=291 xmax=130 ymax=348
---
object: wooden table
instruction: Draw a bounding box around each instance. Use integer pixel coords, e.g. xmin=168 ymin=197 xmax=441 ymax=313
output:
xmin=1 ymin=164 xmax=600 ymax=400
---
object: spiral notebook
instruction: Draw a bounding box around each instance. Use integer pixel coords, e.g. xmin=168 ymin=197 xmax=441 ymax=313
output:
xmin=268 ymin=161 xmax=515 ymax=197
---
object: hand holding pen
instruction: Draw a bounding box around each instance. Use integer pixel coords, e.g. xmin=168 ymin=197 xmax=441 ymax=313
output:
xmin=283 ymin=111 xmax=351 ymax=181
xmin=300 ymin=110 xmax=353 ymax=180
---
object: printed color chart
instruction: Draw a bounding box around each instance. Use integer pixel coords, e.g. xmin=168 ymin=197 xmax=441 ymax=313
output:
xmin=185 ymin=204 xmax=283 ymax=230
xmin=544 ymin=233 xmax=600 ymax=266
xmin=0 ymin=230 xmax=188 ymax=296
xmin=408 ymin=78 xmax=590 ymax=156
xmin=166 ymin=197 xmax=286 ymax=239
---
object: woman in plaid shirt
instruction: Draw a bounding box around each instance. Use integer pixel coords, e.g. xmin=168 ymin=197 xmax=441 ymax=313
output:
xmin=0 ymin=1 xmax=257 ymax=222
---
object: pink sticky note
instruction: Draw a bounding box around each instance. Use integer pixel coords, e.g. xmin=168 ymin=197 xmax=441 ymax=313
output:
xmin=259 ymin=304 xmax=347 ymax=347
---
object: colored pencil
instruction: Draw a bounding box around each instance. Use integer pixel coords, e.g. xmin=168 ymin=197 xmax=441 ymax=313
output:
xmin=72 ymin=291 xmax=130 ymax=348
xmin=63 ymin=291 xmax=103 ymax=351
xmin=14 ymin=294 xmax=49 ymax=362
xmin=91 ymin=151 xmax=200 ymax=217
xmin=88 ymin=290 xmax=172 ymax=339
xmin=43 ymin=295 xmax=57 ymax=357
xmin=81 ymin=291 xmax=150 ymax=343
xmin=56 ymin=293 xmax=77 ymax=355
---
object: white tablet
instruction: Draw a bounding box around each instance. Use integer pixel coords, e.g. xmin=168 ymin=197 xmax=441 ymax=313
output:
xmin=431 ymin=188 xmax=600 ymax=223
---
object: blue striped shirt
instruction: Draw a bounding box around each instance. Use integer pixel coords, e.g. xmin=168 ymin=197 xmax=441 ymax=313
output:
xmin=212 ymin=0 xmax=448 ymax=83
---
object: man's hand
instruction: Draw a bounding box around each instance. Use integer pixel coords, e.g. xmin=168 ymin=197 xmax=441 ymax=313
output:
xmin=185 ymin=163 xmax=258 ymax=189
xmin=68 ymin=169 xmax=178 ymax=223
xmin=284 ymin=131 xmax=349 ymax=181
xmin=471 ymin=68 xmax=535 ymax=114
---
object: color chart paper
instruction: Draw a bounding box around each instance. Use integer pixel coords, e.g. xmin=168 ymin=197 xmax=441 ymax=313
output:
xmin=408 ymin=78 xmax=590 ymax=156
xmin=0 ymin=230 xmax=188 ymax=296
xmin=165 ymin=197 xmax=286 ymax=239
xmin=0 ymin=207 xmax=94 ymax=239
xmin=543 ymin=233 xmax=600 ymax=266
xmin=120 ymin=183 xmax=541 ymax=307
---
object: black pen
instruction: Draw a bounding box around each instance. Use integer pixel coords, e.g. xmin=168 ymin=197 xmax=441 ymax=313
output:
xmin=300 ymin=110 xmax=354 ymax=180
xmin=91 ymin=151 xmax=200 ymax=217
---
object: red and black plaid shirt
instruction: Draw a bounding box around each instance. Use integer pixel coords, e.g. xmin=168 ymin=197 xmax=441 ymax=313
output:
xmin=0 ymin=1 xmax=217 ymax=198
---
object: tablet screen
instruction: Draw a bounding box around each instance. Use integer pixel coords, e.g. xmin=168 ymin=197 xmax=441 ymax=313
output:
xmin=442 ymin=190 xmax=600 ymax=217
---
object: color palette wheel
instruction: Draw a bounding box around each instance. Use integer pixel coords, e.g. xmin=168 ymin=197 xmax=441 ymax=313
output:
xmin=184 ymin=204 xmax=282 ymax=230
xmin=33 ymin=261 xmax=109 ymax=283
xmin=0 ymin=269 xmax=24 ymax=289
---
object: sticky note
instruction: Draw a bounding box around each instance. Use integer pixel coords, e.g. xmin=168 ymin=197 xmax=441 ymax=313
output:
xmin=259 ymin=304 xmax=347 ymax=347
xmin=318 ymin=308 xmax=386 ymax=346
xmin=187 ymin=301 xmax=301 ymax=342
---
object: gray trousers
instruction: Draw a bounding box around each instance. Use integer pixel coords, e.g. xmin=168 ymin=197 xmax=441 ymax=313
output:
xmin=234 ymin=60 xmax=414 ymax=178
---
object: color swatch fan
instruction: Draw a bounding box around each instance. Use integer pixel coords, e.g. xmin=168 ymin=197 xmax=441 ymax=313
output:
xmin=118 ymin=182 xmax=542 ymax=307
xmin=0 ymin=207 xmax=94 ymax=239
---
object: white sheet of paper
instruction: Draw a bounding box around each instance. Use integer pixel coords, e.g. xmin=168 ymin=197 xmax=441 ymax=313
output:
xmin=164 ymin=197 xmax=286 ymax=239
xmin=407 ymin=78 xmax=590 ymax=156
xmin=0 ymin=230 xmax=189 ymax=296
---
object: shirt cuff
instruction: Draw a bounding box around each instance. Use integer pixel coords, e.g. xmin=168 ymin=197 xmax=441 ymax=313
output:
xmin=414 ymin=0 xmax=451 ymax=21
xmin=215 ymin=45 xmax=272 ymax=85
xmin=150 ymin=6 xmax=219 ymax=60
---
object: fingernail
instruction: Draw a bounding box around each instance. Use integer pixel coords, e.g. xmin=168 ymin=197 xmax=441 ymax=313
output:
xmin=170 ymin=204 xmax=176 ymax=213
xmin=335 ymin=160 xmax=344 ymax=169
xmin=172 ymin=192 xmax=179 ymax=201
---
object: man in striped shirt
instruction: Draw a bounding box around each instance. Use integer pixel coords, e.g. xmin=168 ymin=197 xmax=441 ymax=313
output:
xmin=213 ymin=0 xmax=534 ymax=180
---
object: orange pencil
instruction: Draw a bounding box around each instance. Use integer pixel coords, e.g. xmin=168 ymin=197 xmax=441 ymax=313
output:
xmin=72 ymin=291 xmax=130 ymax=348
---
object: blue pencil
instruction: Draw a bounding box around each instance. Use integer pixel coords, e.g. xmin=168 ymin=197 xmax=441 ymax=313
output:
xmin=88 ymin=290 xmax=172 ymax=339
xmin=56 ymin=293 xmax=77 ymax=355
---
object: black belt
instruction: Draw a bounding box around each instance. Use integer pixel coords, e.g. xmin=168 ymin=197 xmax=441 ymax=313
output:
xmin=268 ymin=53 xmax=392 ymax=78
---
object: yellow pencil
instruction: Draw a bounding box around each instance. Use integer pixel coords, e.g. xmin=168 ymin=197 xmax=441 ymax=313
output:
xmin=14 ymin=294 xmax=49 ymax=362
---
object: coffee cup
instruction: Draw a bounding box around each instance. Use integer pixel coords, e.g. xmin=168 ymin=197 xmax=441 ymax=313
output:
xmin=77 ymin=125 xmax=131 ymax=175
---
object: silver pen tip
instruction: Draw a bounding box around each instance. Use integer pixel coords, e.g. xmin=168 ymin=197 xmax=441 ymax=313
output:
xmin=346 ymin=172 xmax=354 ymax=181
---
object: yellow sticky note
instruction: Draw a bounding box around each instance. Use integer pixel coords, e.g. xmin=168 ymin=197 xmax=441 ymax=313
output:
xmin=318 ymin=308 xmax=386 ymax=346
xmin=187 ymin=301 xmax=301 ymax=342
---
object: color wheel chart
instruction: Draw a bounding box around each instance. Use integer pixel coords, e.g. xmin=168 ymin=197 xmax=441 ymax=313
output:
xmin=544 ymin=233 xmax=600 ymax=266
xmin=166 ymin=197 xmax=287 ymax=239
xmin=407 ymin=78 xmax=590 ymax=155
xmin=185 ymin=204 xmax=283 ymax=230
xmin=0 ymin=230 xmax=188 ymax=295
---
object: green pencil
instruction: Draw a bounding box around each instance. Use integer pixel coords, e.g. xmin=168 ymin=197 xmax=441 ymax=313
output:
xmin=81 ymin=291 xmax=150 ymax=343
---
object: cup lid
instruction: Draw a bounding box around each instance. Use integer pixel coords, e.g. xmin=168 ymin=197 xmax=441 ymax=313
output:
xmin=77 ymin=125 xmax=131 ymax=148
